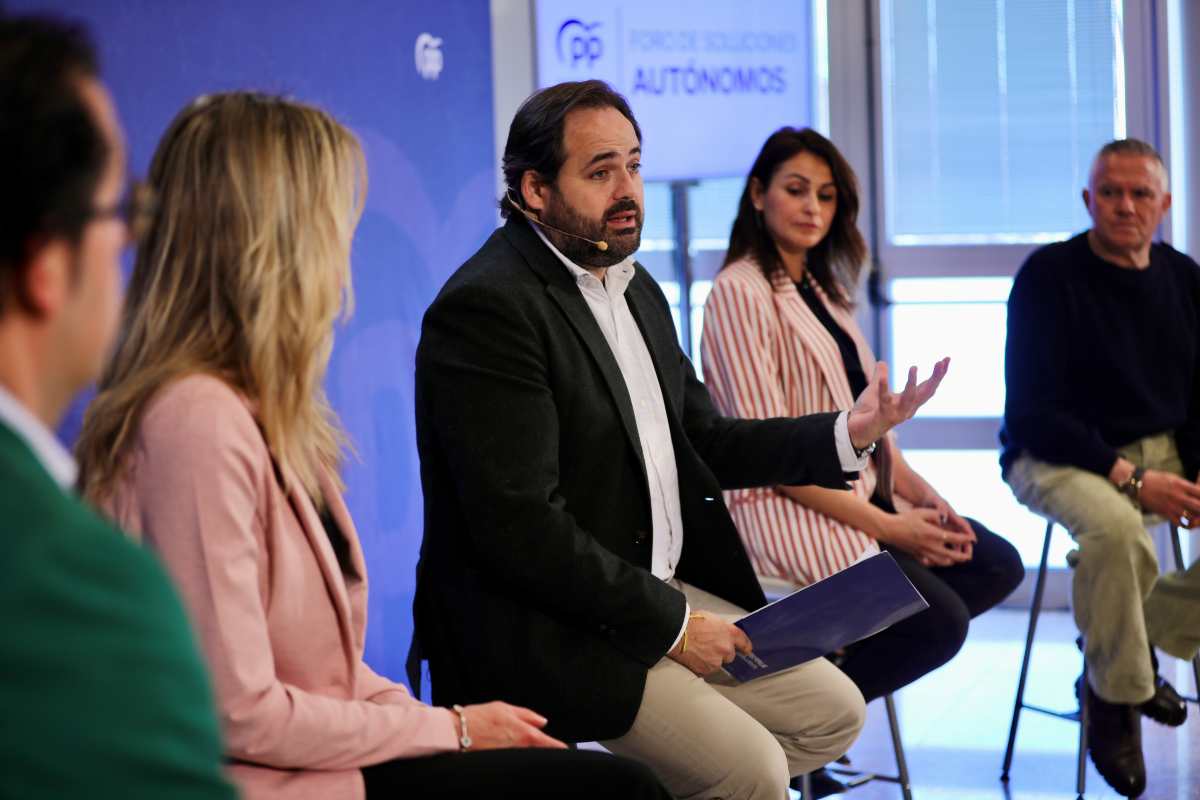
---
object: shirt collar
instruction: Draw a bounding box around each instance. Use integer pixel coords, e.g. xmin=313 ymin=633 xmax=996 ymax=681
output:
xmin=531 ymin=224 xmax=637 ymax=295
xmin=0 ymin=382 xmax=78 ymax=489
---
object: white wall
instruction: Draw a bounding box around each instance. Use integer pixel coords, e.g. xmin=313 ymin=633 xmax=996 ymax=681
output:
xmin=489 ymin=0 xmax=537 ymax=208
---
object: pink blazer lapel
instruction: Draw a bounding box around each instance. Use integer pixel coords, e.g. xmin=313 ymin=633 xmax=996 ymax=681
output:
xmin=768 ymin=270 xmax=857 ymax=410
xmin=318 ymin=469 xmax=372 ymax=653
xmin=277 ymin=459 xmax=361 ymax=673
xmin=769 ymin=271 xmax=895 ymax=501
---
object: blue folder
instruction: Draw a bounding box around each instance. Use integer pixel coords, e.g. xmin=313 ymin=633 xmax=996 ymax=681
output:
xmin=724 ymin=551 xmax=929 ymax=683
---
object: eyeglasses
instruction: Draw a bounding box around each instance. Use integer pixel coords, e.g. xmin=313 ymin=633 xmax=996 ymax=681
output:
xmin=87 ymin=181 xmax=157 ymax=244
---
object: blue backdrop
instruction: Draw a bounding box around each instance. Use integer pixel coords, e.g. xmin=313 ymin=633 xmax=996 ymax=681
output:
xmin=13 ymin=0 xmax=498 ymax=686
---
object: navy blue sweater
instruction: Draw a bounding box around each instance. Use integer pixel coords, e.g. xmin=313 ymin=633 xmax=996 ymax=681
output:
xmin=1000 ymin=232 xmax=1200 ymax=480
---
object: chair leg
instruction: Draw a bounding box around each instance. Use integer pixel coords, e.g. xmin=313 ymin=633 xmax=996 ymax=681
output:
xmin=1168 ymin=526 xmax=1200 ymax=702
xmin=1002 ymin=520 xmax=1054 ymax=779
xmin=884 ymin=694 xmax=913 ymax=800
xmin=1076 ymin=659 xmax=1089 ymax=800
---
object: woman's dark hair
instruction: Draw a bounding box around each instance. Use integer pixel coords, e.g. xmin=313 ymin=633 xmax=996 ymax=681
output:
xmin=723 ymin=127 xmax=867 ymax=308
xmin=499 ymin=80 xmax=641 ymax=217
xmin=0 ymin=14 xmax=106 ymax=312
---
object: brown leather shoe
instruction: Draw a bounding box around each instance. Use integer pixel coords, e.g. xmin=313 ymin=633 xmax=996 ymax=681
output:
xmin=1141 ymin=649 xmax=1188 ymax=727
xmin=1080 ymin=677 xmax=1147 ymax=798
xmin=1140 ymin=673 xmax=1188 ymax=727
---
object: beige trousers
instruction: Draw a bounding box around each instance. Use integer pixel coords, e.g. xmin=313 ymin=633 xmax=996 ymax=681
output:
xmin=599 ymin=580 xmax=866 ymax=800
xmin=1007 ymin=433 xmax=1200 ymax=704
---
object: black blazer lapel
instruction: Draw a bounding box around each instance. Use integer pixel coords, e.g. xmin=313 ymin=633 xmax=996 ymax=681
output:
xmin=624 ymin=274 xmax=685 ymax=418
xmin=502 ymin=219 xmax=648 ymax=484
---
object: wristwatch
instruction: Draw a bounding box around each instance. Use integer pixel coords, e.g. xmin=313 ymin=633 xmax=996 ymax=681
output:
xmin=1117 ymin=466 xmax=1145 ymax=506
xmin=854 ymin=440 xmax=877 ymax=459
xmin=452 ymin=704 xmax=472 ymax=751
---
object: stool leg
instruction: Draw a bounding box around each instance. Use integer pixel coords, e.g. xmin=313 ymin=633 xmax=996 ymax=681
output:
xmin=1169 ymin=526 xmax=1200 ymax=701
xmin=1002 ymin=521 xmax=1053 ymax=779
xmin=885 ymin=694 xmax=913 ymax=800
xmin=1077 ymin=659 xmax=1089 ymax=799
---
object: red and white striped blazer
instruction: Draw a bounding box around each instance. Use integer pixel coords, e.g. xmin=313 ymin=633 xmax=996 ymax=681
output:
xmin=701 ymin=257 xmax=888 ymax=585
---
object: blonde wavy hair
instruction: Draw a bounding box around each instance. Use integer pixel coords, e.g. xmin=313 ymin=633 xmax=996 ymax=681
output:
xmin=77 ymin=92 xmax=365 ymax=505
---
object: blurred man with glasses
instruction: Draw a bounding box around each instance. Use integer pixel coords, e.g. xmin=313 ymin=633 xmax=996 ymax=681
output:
xmin=0 ymin=15 xmax=234 ymax=798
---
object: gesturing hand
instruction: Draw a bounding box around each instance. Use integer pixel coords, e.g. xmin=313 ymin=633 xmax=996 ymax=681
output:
xmin=458 ymin=702 xmax=568 ymax=750
xmin=1137 ymin=469 xmax=1200 ymax=528
xmin=668 ymin=612 xmax=753 ymax=677
xmin=847 ymin=359 xmax=950 ymax=451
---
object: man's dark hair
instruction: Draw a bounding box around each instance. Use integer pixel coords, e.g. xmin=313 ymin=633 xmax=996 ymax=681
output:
xmin=499 ymin=80 xmax=641 ymax=218
xmin=0 ymin=15 xmax=106 ymax=311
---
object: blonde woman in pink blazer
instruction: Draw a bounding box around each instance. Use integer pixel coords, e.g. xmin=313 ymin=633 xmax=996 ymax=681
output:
xmin=76 ymin=93 xmax=669 ymax=800
xmin=701 ymin=128 xmax=1023 ymax=714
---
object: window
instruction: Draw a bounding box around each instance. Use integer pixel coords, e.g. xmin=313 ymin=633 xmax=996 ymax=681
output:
xmin=888 ymin=278 xmax=1010 ymax=419
xmin=875 ymin=1 xmax=1128 ymax=570
xmin=881 ymin=0 xmax=1124 ymax=246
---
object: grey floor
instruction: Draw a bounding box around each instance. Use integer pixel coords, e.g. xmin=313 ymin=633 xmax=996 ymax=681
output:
xmin=806 ymin=608 xmax=1200 ymax=799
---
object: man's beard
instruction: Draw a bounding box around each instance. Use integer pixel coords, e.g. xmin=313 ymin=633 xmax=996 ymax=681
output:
xmin=540 ymin=190 xmax=642 ymax=268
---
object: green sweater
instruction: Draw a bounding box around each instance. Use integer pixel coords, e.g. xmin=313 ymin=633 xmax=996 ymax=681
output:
xmin=0 ymin=422 xmax=236 ymax=799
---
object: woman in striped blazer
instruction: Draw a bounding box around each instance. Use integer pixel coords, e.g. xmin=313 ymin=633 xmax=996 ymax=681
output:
xmin=701 ymin=127 xmax=1023 ymax=707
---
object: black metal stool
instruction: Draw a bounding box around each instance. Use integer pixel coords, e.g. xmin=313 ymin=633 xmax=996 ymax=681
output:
xmin=1000 ymin=521 xmax=1088 ymax=798
xmin=1001 ymin=520 xmax=1199 ymax=799
xmin=797 ymin=694 xmax=912 ymax=800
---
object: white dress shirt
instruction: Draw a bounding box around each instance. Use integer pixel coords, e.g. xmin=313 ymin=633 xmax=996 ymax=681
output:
xmin=532 ymin=228 xmax=868 ymax=645
xmin=0 ymin=383 xmax=77 ymax=489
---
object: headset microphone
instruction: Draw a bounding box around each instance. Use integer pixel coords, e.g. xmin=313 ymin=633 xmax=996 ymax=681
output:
xmin=505 ymin=191 xmax=609 ymax=252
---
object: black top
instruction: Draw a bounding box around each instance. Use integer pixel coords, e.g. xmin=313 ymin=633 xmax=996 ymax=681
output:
xmin=318 ymin=508 xmax=353 ymax=575
xmin=797 ymin=278 xmax=869 ymax=397
xmin=1000 ymin=232 xmax=1200 ymax=479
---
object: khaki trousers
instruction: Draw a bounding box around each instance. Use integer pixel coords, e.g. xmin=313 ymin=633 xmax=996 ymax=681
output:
xmin=600 ymin=580 xmax=866 ymax=800
xmin=1007 ymin=433 xmax=1200 ymax=704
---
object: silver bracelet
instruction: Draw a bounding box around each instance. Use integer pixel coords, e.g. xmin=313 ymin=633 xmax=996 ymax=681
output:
xmin=451 ymin=704 xmax=472 ymax=751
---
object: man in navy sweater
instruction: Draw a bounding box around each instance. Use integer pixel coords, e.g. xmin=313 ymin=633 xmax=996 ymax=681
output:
xmin=1002 ymin=139 xmax=1200 ymax=798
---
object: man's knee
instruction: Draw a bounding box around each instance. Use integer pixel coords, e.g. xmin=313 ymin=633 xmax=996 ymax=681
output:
xmin=719 ymin=734 xmax=790 ymax=800
xmin=831 ymin=674 xmax=867 ymax=751
xmin=804 ymin=668 xmax=866 ymax=761
xmin=1072 ymin=507 xmax=1154 ymax=570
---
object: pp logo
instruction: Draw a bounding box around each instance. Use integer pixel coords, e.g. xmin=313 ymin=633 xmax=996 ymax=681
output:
xmin=556 ymin=19 xmax=602 ymax=69
xmin=415 ymin=33 xmax=443 ymax=80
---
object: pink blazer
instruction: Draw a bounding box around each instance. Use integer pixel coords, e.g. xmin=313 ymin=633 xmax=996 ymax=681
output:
xmin=702 ymin=258 xmax=889 ymax=584
xmin=104 ymin=374 xmax=457 ymax=800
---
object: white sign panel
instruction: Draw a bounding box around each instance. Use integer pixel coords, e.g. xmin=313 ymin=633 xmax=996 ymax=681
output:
xmin=535 ymin=0 xmax=816 ymax=182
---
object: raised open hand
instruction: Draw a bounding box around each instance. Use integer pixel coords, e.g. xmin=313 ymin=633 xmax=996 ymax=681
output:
xmin=847 ymin=359 xmax=950 ymax=451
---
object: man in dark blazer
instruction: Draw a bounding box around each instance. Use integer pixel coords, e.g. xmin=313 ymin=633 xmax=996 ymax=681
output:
xmin=412 ymin=80 xmax=946 ymax=799
xmin=0 ymin=16 xmax=235 ymax=799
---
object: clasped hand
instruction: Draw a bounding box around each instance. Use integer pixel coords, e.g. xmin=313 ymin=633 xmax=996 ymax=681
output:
xmin=668 ymin=612 xmax=753 ymax=677
xmin=1137 ymin=469 xmax=1200 ymax=528
xmin=880 ymin=507 xmax=975 ymax=567
xmin=847 ymin=359 xmax=950 ymax=451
